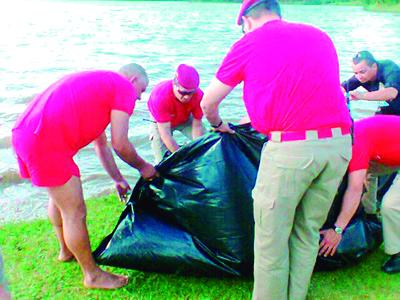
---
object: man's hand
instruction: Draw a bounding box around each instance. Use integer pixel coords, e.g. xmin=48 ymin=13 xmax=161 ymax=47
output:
xmin=319 ymin=229 xmax=342 ymax=257
xmin=213 ymin=122 xmax=235 ymax=134
xmin=350 ymin=91 xmax=364 ymax=101
xmin=139 ymin=162 xmax=158 ymax=181
xmin=115 ymin=178 xmax=131 ymax=203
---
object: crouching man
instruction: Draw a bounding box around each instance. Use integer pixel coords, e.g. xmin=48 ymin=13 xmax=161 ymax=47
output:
xmin=320 ymin=115 xmax=400 ymax=274
xmin=147 ymin=64 xmax=204 ymax=163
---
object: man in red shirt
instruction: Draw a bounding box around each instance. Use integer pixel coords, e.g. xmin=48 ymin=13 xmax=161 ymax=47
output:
xmin=319 ymin=115 xmax=400 ymax=274
xmin=201 ymin=0 xmax=352 ymax=298
xmin=12 ymin=64 xmax=157 ymax=289
xmin=147 ymin=64 xmax=204 ymax=163
xmin=341 ymin=51 xmax=400 ymax=217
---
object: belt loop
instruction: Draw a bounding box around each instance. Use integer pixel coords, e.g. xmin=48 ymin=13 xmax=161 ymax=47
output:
xmin=270 ymin=132 xmax=282 ymax=142
xmin=305 ymin=130 xmax=318 ymax=141
xmin=331 ymin=127 xmax=341 ymax=137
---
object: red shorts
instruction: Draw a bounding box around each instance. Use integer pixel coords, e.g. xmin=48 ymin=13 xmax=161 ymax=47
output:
xmin=12 ymin=129 xmax=80 ymax=187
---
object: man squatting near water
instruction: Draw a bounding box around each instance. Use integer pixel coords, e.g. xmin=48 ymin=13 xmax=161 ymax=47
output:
xmin=147 ymin=64 xmax=205 ymax=163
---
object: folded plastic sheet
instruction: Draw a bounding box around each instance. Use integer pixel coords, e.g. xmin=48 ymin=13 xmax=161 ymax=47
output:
xmin=94 ymin=124 xmax=386 ymax=276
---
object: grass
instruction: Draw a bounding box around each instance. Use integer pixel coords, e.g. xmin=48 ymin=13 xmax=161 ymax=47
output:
xmin=1 ymin=195 xmax=400 ymax=299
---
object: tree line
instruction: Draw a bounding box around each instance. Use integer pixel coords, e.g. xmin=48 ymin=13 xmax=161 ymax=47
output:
xmin=281 ymin=0 xmax=399 ymax=4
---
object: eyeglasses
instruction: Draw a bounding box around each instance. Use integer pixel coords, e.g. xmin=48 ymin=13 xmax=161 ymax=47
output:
xmin=174 ymin=78 xmax=197 ymax=96
xmin=178 ymin=89 xmax=196 ymax=96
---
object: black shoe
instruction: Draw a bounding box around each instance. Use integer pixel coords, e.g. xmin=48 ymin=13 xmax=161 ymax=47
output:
xmin=382 ymin=253 xmax=400 ymax=274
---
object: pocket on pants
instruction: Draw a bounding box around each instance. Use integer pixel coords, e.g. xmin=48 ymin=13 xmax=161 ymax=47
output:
xmin=271 ymin=153 xmax=314 ymax=170
xmin=339 ymin=147 xmax=352 ymax=163
xmin=253 ymin=152 xmax=314 ymax=208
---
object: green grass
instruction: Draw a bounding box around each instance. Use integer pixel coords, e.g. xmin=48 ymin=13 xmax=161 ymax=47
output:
xmin=1 ymin=195 xmax=400 ymax=299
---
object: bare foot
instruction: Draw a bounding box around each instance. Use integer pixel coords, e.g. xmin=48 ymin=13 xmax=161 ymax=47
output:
xmin=58 ymin=249 xmax=74 ymax=262
xmin=84 ymin=269 xmax=128 ymax=289
xmin=0 ymin=288 xmax=11 ymax=300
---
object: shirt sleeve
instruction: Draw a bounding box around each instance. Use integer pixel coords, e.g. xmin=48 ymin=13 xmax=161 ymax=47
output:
xmin=148 ymin=92 xmax=172 ymax=123
xmin=348 ymin=134 xmax=370 ymax=172
xmin=381 ymin=61 xmax=400 ymax=91
xmin=216 ymin=38 xmax=248 ymax=87
xmin=341 ymin=76 xmax=361 ymax=92
xmin=111 ymin=76 xmax=136 ymax=115
xmin=191 ymin=90 xmax=204 ymax=120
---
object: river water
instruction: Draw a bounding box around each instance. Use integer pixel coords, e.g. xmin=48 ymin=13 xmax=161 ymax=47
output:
xmin=0 ymin=0 xmax=399 ymax=224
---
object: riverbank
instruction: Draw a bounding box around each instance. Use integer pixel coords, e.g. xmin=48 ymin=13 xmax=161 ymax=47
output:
xmin=283 ymin=0 xmax=400 ymax=12
xmin=101 ymin=0 xmax=400 ymax=13
xmin=364 ymin=2 xmax=400 ymax=12
xmin=1 ymin=195 xmax=400 ymax=299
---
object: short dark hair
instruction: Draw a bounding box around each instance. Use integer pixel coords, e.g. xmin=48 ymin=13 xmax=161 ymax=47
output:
xmin=244 ymin=0 xmax=282 ymax=19
xmin=352 ymin=51 xmax=377 ymax=66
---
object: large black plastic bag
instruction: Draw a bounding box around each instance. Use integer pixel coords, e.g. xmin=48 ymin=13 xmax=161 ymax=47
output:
xmin=316 ymin=173 xmax=384 ymax=270
xmin=94 ymin=124 xmax=385 ymax=275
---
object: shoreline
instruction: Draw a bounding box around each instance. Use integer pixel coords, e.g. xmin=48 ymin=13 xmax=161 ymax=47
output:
xmin=102 ymin=0 xmax=400 ymax=13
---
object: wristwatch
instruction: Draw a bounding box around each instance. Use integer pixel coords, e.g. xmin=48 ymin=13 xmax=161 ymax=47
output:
xmin=211 ymin=120 xmax=223 ymax=129
xmin=333 ymin=224 xmax=344 ymax=235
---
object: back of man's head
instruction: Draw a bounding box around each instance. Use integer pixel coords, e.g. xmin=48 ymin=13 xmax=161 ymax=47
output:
xmin=237 ymin=0 xmax=281 ymax=25
xmin=352 ymin=51 xmax=377 ymax=66
xmin=119 ymin=63 xmax=149 ymax=84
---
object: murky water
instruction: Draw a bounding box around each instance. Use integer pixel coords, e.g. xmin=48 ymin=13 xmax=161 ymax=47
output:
xmin=1 ymin=1 xmax=399 ymax=223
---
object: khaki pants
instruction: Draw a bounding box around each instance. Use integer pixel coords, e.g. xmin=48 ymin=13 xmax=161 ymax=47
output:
xmin=252 ymin=132 xmax=351 ymax=300
xmin=149 ymin=116 xmax=202 ymax=163
xmin=362 ymin=162 xmax=400 ymax=255
xmin=361 ymin=162 xmax=399 ymax=214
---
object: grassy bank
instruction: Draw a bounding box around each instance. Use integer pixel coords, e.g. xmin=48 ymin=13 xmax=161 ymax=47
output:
xmin=98 ymin=0 xmax=400 ymax=12
xmin=281 ymin=0 xmax=400 ymax=12
xmin=364 ymin=2 xmax=400 ymax=11
xmin=1 ymin=195 xmax=400 ymax=299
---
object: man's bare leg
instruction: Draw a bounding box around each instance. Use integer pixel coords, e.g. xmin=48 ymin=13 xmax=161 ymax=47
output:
xmin=48 ymin=176 xmax=128 ymax=289
xmin=48 ymin=197 xmax=74 ymax=262
xmin=0 ymin=287 xmax=10 ymax=300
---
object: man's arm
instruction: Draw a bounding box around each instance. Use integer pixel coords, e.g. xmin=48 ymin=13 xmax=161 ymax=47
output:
xmin=200 ymin=78 xmax=235 ymax=133
xmin=110 ymin=110 xmax=157 ymax=180
xmin=157 ymin=122 xmax=180 ymax=153
xmin=191 ymin=118 xmax=204 ymax=139
xmin=350 ymin=87 xmax=398 ymax=101
xmin=319 ymin=169 xmax=367 ymax=256
xmin=93 ymin=132 xmax=131 ymax=200
xmin=341 ymin=76 xmax=362 ymax=93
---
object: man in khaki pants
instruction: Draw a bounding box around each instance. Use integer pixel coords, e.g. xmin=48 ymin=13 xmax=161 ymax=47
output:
xmin=320 ymin=115 xmax=400 ymax=274
xmin=201 ymin=0 xmax=352 ymax=299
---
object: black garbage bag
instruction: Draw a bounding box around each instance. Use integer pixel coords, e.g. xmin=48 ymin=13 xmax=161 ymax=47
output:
xmin=316 ymin=174 xmax=382 ymax=270
xmin=94 ymin=124 xmax=385 ymax=275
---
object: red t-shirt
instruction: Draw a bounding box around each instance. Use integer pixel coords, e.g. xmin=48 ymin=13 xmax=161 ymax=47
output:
xmin=216 ymin=19 xmax=351 ymax=135
xmin=13 ymin=70 xmax=136 ymax=152
xmin=349 ymin=115 xmax=400 ymax=172
xmin=147 ymin=80 xmax=203 ymax=127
